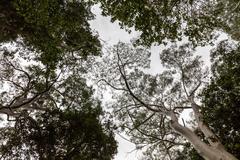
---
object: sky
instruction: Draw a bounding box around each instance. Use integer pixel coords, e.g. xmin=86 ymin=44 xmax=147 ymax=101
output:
xmin=89 ymin=4 xmax=229 ymax=160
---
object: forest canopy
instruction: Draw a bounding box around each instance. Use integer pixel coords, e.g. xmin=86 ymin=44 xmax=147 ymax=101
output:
xmin=0 ymin=0 xmax=117 ymax=159
xmin=0 ymin=0 xmax=239 ymax=160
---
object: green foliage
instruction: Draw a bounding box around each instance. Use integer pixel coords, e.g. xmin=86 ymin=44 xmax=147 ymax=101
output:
xmin=175 ymin=144 xmax=203 ymax=160
xmin=0 ymin=108 xmax=117 ymax=160
xmin=175 ymin=41 xmax=240 ymax=159
xmin=202 ymin=41 xmax=240 ymax=158
xmin=96 ymin=0 xmax=239 ymax=46
xmin=93 ymin=42 xmax=209 ymax=159
xmin=0 ymin=1 xmax=118 ymax=156
xmin=0 ymin=0 xmax=101 ymax=69
xmin=0 ymin=44 xmax=118 ymax=160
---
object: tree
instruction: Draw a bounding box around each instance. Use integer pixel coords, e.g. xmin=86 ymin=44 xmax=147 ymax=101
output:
xmin=0 ymin=0 xmax=101 ymax=69
xmin=0 ymin=108 xmax=117 ymax=160
xmin=96 ymin=0 xmax=240 ymax=46
xmin=0 ymin=1 xmax=118 ymax=158
xmin=176 ymin=41 xmax=240 ymax=159
xmin=93 ymin=42 xmax=238 ymax=160
xmin=0 ymin=41 xmax=118 ymax=159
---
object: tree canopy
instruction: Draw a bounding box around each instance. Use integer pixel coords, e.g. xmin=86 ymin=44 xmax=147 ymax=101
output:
xmin=0 ymin=108 xmax=117 ymax=160
xmin=176 ymin=40 xmax=240 ymax=159
xmin=96 ymin=0 xmax=240 ymax=46
xmin=203 ymin=41 xmax=240 ymax=157
xmin=93 ymin=41 xmax=239 ymax=160
xmin=0 ymin=40 xmax=117 ymax=159
xmin=0 ymin=0 xmax=118 ymax=159
xmin=1 ymin=0 xmax=240 ymax=159
xmin=0 ymin=0 xmax=101 ymax=68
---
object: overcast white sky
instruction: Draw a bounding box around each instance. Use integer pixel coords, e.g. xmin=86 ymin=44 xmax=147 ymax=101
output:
xmin=89 ymin=4 xmax=229 ymax=160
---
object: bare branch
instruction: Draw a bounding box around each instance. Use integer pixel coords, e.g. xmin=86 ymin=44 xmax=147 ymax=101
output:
xmin=129 ymin=113 xmax=155 ymax=132
xmin=5 ymin=58 xmax=31 ymax=85
xmin=126 ymin=109 xmax=184 ymax=146
xmin=114 ymin=103 xmax=142 ymax=114
xmin=115 ymin=47 xmax=162 ymax=113
xmin=97 ymin=79 xmax=128 ymax=91
xmin=0 ymin=70 xmax=62 ymax=115
xmin=179 ymin=65 xmax=189 ymax=97
xmin=1 ymin=79 xmax=25 ymax=91
xmin=189 ymin=80 xmax=202 ymax=97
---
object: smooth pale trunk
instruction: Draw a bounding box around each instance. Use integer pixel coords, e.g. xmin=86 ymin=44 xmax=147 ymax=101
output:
xmin=170 ymin=114 xmax=238 ymax=160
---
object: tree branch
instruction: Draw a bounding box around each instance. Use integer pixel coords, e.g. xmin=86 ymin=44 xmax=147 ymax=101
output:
xmin=97 ymin=78 xmax=128 ymax=91
xmin=116 ymin=47 xmax=162 ymax=113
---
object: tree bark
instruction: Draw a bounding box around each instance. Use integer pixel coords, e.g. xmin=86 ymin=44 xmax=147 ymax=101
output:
xmin=169 ymin=111 xmax=238 ymax=160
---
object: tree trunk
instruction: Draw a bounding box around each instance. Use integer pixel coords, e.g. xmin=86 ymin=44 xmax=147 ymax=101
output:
xmin=169 ymin=111 xmax=238 ymax=160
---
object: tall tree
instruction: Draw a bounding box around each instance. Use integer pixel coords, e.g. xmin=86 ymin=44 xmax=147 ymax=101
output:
xmin=0 ymin=43 xmax=117 ymax=159
xmin=0 ymin=0 xmax=118 ymax=159
xmin=96 ymin=0 xmax=240 ymax=46
xmin=176 ymin=41 xmax=240 ymax=159
xmin=0 ymin=0 xmax=102 ymax=118
xmin=93 ymin=42 xmax=238 ymax=160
